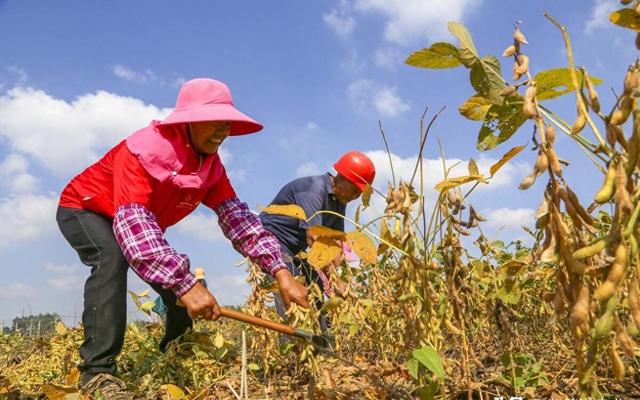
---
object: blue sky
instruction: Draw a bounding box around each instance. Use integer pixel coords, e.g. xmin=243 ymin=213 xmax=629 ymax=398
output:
xmin=0 ymin=0 xmax=631 ymax=325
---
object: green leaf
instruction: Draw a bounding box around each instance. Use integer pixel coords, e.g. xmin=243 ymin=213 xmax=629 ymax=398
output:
xmin=447 ymin=21 xmax=478 ymax=67
xmin=459 ymin=95 xmax=492 ymax=121
xmin=497 ymin=280 xmax=521 ymax=304
xmin=610 ymin=8 xmax=640 ymax=32
xmin=407 ymin=359 xmax=420 ymax=380
xmin=416 ymin=382 xmax=438 ymax=400
xmin=477 ymin=95 xmax=527 ymax=151
xmin=447 ymin=21 xmax=505 ymax=104
xmin=248 ymin=363 xmax=260 ymax=371
xmin=489 ymin=145 xmax=526 ymax=176
xmin=470 ymin=55 xmax=505 ymax=104
xmin=405 ymin=42 xmax=462 ymax=69
xmin=535 ymin=68 xmax=603 ymax=101
xmin=412 ymin=345 xmax=445 ymax=381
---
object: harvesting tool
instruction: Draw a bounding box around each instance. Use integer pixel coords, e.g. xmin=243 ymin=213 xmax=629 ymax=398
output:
xmin=220 ymin=308 xmax=331 ymax=352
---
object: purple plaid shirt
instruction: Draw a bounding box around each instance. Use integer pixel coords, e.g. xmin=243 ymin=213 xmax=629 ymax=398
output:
xmin=113 ymin=198 xmax=287 ymax=297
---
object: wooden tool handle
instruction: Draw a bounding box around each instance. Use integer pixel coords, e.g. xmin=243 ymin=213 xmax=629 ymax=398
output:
xmin=220 ymin=308 xmax=296 ymax=336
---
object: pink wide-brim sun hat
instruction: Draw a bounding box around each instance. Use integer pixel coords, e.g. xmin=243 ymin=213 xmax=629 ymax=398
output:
xmin=158 ymin=78 xmax=263 ymax=136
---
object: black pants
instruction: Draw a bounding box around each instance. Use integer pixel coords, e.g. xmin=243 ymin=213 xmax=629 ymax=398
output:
xmin=56 ymin=206 xmax=192 ymax=379
xmin=272 ymin=245 xmax=330 ymax=334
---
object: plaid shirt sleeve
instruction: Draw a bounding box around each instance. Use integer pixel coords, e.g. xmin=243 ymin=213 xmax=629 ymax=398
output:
xmin=113 ymin=203 xmax=197 ymax=297
xmin=213 ymin=197 xmax=287 ymax=277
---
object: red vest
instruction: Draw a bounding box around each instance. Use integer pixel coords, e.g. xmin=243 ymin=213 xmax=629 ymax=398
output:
xmin=59 ymin=122 xmax=235 ymax=230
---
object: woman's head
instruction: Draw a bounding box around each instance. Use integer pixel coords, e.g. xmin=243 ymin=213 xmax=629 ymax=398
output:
xmin=159 ymin=78 xmax=263 ymax=136
xmin=188 ymin=121 xmax=231 ymax=155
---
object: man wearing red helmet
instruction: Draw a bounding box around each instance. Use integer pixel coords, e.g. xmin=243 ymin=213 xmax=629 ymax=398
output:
xmin=259 ymin=151 xmax=376 ymax=333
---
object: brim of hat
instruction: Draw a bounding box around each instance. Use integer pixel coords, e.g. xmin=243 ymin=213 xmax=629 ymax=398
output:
xmin=158 ymin=103 xmax=263 ymax=136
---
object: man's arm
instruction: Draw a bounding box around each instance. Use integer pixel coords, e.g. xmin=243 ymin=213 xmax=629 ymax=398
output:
xmin=213 ymin=197 xmax=310 ymax=308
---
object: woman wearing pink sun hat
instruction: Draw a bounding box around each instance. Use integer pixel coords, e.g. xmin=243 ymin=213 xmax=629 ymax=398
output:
xmin=56 ymin=78 xmax=309 ymax=396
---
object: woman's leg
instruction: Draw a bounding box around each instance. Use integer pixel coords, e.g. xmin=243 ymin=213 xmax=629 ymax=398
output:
xmin=56 ymin=207 xmax=128 ymax=382
xmin=148 ymin=282 xmax=192 ymax=351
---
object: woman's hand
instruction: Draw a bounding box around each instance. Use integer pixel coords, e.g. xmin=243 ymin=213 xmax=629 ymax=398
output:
xmin=179 ymin=281 xmax=222 ymax=321
xmin=275 ymin=269 xmax=310 ymax=309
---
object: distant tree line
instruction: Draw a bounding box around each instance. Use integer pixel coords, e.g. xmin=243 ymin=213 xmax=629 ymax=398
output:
xmin=5 ymin=313 xmax=61 ymax=335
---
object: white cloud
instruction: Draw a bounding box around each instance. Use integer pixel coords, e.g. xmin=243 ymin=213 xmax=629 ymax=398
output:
xmin=0 ymin=193 xmax=58 ymax=248
xmin=366 ymin=151 xmax=527 ymax=191
xmin=173 ymin=76 xmax=186 ymax=88
xmin=0 ymin=86 xmax=172 ymax=176
xmin=340 ymin=50 xmax=367 ymax=74
xmin=208 ymin=273 xmax=251 ymax=305
xmin=306 ymin=121 xmax=318 ymax=130
xmin=218 ymin=148 xmax=233 ymax=164
xmin=217 ymin=148 xmax=246 ymax=182
xmin=0 ymin=282 xmax=33 ymax=300
xmin=372 ymin=86 xmax=410 ymax=116
xmin=347 ymin=80 xmax=373 ymax=113
xmin=347 ymin=80 xmax=410 ymax=117
xmin=0 ymin=154 xmax=40 ymax=193
xmin=296 ymin=162 xmax=321 ymax=177
xmin=113 ymin=65 xmax=159 ymax=84
xmin=356 ymin=150 xmax=529 ymax=238
xmin=228 ymin=169 xmax=247 ymax=182
xmin=5 ymin=66 xmax=28 ymax=86
xmin=323 ymin=0 xmax=356 ymax=36
xmin=174 ymin=211 xmax=225 ymax=242
xmin=354 ymin=0 xmax=482 ymax=46
xmin=585 ymin=0 xmax=617 ymax=33
xmin=374 ymin=47 xmax=404 ymax=69
xmin=483 ymin=207 xmax=535 ymax=231
xmin=362 ymin=150 xmax=527 ymax=213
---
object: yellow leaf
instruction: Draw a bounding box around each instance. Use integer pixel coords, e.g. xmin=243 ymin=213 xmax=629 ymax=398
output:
xmin=434 ymin=175 xmax=484 ymax=192
xmin=467 ymin=159 xmax=479 ymax=175
xmin=498 ymin=259 xmax=527 ymax=275
xmin=140 ymin=300 xmax=155 ymax=314
xmin=346 ymin=231 xmax=377 ymax=264
xmin=361 ymin=184 xmax=373 ymax=207
xmin=308 ymin=225 xmax=346 ymax=239
xmin=459 ymin=95 xmax=492 ymax=121
xmin=42 ymin=383 xmax=77 ymax=400
xmin=55 ymin=321 xmax=67 ymax=335
xmin=214 ymin=333 xmax=225 ymax=349
xmin=378 ymin=219 xmax=390 ymax=254
xmin=610 ymin=8 xmax=640 ymax=32
xmin=405 ymin=42 xmax=462 ymax=69
xmin=322 ymin=296 xmax=344 ymax=312
xmin=393 ymin=219 xmax=402 ymax=236
xmin=535 ymin=68 xmax=603 ymax=101
xmin=159 ymin=383 xmax=186 ymax=400
xmin=308 ymin=237 xmax=342 ymax=269
xmin=137 ymin=289 xmax=150 ymax=298
xmin=259 ymin=204 xmax=307 ymax=220
xmin=65 ymin=368 xmax=80 ymax=386
xmin=489 ymin=145 xmax=525 ymax=177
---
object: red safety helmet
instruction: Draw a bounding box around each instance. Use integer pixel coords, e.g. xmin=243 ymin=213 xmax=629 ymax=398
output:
xmin=334 ymin=151 xmax=376 ymax=191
